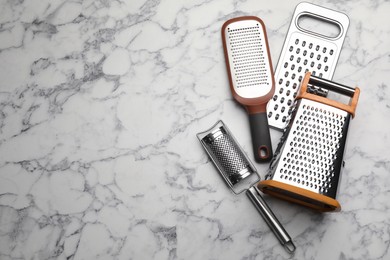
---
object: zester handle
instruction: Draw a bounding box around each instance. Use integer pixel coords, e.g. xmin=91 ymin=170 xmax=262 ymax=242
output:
xmin=246 ymin=186 xmax=296 ymax=253
xmin=248 ymin=112 xmax=273 ymax=162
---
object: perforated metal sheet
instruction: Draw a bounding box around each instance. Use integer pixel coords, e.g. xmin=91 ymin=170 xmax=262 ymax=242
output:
xmin=268 ymin=34 xmax=338 ymax=124
xmin=197 ymin=121 xmax=260 ymax=194
xmin=224 ymin=19 xmax=273 ymax=98
xmin=267 ymin=3 xmax=349 ymax=130
xmin=268 ymin=99 xmax=350 ymax=198
xmin=203 ymin=127 xmax=252 ymax=185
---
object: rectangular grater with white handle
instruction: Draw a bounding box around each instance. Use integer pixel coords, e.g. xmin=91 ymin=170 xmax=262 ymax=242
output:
xmin=259 ymin=72 xmax=360 ymax=212
xmin=267 ymin=2 xmax=350 ymax=130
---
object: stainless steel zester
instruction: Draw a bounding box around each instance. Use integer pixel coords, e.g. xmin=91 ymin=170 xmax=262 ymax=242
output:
xmin=259 ymin=72 xmax=360 ymax=212
xmin=267 ymin=2 xmax=350 ymax=130
xmin=197 ymin=120 xmax=295 ymax=252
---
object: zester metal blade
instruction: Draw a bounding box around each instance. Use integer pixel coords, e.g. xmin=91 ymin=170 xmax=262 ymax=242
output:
xmin=197 ymin=120 xmax=260 ymax=194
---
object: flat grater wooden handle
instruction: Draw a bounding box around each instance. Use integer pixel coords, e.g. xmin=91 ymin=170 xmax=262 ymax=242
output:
xmin=221 ymin=16 xmax=275 ymax=163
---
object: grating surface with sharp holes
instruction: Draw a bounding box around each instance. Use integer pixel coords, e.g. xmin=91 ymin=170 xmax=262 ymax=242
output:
xmin=204 ymin=130 xmax=250 ymax=186
xmin=224 ymin=19 xmax=273 ymax=99
xmin=228 ymin=25 xmax=268 ymax=88
xmin=267 ymin=32 xmax=340 ymax=129
xmin=272 ymin=99 xmax=349 ymax=196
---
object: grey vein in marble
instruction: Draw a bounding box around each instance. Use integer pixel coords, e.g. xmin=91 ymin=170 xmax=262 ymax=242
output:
xmin=0 ymin=0 xmax=389 ymax=259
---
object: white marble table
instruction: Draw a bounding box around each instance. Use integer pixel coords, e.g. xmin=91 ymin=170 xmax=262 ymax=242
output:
xmin=0 ymin=0 xmax=389 ymax=259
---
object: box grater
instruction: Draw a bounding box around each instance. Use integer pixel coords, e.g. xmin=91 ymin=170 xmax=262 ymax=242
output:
xmin=267 ymin=2 xmax=350 ymax=130
xmin=258 ymin=72 xmax=360 ymax=212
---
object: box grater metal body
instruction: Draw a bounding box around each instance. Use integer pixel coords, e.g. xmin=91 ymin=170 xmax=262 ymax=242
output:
xmin=259 ymin=72 xmax=360 ymax=212
xmin=267 ymin=2 xmax=350 ymax=130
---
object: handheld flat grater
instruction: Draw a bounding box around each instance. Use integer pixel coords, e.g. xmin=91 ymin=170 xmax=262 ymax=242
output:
xmin=267 ymin=2 xmax=350 ymax=130
xmin=259 ymin=72 xmax=360 ymax=212
xmin=221 ymin=16 xmax=275 ymax=163
xmin=197 ymin=121 xmax=295 ymax=253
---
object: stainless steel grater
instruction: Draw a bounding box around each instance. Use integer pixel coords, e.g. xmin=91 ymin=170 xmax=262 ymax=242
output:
xmin=198 ymin=121 xmax=258 ymax=193
xmin=197 ymin=120 xmax=295 ymax=252
xmin=267 ymin=2 xmax=350 ymax=130
xmin=222 ymin=17 xmax=274 ymax=98
xmin=222 ymin=16 xmax=275 ymax=162
xmin=259 ymin=72 xmax=360 ymax=212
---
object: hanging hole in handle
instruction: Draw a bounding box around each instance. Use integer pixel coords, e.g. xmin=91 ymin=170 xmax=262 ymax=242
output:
xmin=297 ymin=13 xmax=342 ymax=39
xmin=259 ymin=146 xmax=269 ymax=159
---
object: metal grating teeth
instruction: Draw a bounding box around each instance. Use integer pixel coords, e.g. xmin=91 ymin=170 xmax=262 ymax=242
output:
xmin=268 ymin=34 xmax=338 ymax=126
xmin=227 ymin=24 xmax=269 ymax=88
xmin=270 ymin=98 xmax=350 ymax=197
xmin=204 ymin=128 xmax=251 ymax=185
xmin=277 ymin=103 xmax=346 ymax=194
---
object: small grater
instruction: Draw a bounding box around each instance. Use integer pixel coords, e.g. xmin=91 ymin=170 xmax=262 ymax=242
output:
xmin=197 ymin=121 xmax=295 ymax=252
xmin=258 ymin=72 xmax=360 ymax=212
xmin=267 ymin=2 xmax=350 ymax=130
xmin=221 ymin=16 xmax=275 ymax=162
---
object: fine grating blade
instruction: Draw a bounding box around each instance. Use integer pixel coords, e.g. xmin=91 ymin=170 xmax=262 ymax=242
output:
xmin=202 ymin=126 xmax=252 ymax=186
xmin=197 ymin=121 xmax=260 ymax=194
xmin=224 ymin=18 xmax=273 ymax=99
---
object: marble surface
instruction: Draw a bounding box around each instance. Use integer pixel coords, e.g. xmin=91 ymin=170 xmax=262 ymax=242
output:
xmin=0 ymin=0 xmax=389 ymax=259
